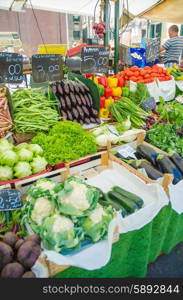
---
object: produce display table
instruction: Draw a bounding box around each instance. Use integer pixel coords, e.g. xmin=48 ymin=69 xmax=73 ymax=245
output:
xmin=55 ymin=204 xmax=183 ymax=278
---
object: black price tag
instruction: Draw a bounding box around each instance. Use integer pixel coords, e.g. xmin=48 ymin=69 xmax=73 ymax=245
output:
xmin=32 ymin=54 xmax=63 ymax=83
xmin=0 ymin=189 xmax=22 ymax=211
xmin=141 ymin=97 xmax=156 ymax=111
xmin=146 ymin=38 xmax=160 ymax=62
xmin=81 ymin=47 xmax=109 ymax=74
xmin=0 ymin=52 xmax=23 ymax=84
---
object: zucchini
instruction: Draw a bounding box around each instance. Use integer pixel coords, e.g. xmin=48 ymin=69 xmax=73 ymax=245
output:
xmin=103 ymin=194 xmax=128 ymax=217
xmin=108 ymin=191 xmax=138 ymax=213
xmin=112 ymin=186 xmax=144 ymax=208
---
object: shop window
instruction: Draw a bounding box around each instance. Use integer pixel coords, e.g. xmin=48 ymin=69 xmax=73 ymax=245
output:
xmin=155 ymin=23 xmax=162 ymax=38
xmin=149 ymin=24 xmax=155 ymax=38
xmin=73 ymin=16 xmax=80 ymax=22
xmin=73 ymin=31 xmax=81 ymax=39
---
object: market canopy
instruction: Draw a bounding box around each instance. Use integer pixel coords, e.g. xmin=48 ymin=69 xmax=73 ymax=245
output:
xmin=138 ymin=0 xmax=183 ymax=24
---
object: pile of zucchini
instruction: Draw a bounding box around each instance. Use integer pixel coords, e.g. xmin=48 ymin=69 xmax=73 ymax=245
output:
xmin=98 ymin=186 xmax=144 ymax=218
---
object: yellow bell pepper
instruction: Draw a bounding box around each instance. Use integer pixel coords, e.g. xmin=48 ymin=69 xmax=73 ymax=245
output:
xmin=176 ymin=76 xmax=183 ymax=81
xmin=89 ymin=76 xmax=98 ymax=85
xmin=99 ymin=108 xmax=109 ymax=119
xmin=105 ymin=97 xmax=114 ymax=108
xmin=112 ymin=87 xmax=122 ymax=97
xmin=107 ymin=77 xmax=118 ymax=88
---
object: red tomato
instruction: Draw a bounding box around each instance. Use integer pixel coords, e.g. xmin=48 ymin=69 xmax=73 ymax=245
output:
xmin=130 ymin=66 xmax=139 ymax=72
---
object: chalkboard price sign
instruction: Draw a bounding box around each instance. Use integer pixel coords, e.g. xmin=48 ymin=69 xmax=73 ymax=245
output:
xmin=140 ymin=97 xmax=156 ymax=111
xmin=32 ymin=54 xmax=63 ymax=83
xmin=0 ymin=189 xmax=22 ymax=211
xmin=146 ymin=38 xmax=160 ymax=62
xmin=0 ymin=52 xmax=23 ymax=84
xmin=81 ymin=47 xmax=109 ymax=74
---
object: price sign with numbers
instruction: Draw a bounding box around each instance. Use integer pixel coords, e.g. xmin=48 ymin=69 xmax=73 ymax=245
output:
xmin=81 ymin=47 xmax=109 ymax=74
xmin=146 ymin=38 xmax=160 ymax=62
xmin=0 ymin=189 xmax=22 ymax=211
xmin=32 ymin=54 xmax=63 ymax=83
xmin=0 ymin=52 xmax=23 ymax=84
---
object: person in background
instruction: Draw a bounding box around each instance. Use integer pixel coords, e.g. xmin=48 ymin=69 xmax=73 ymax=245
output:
xmin=160 ymin=25 xmax=183 ymax=68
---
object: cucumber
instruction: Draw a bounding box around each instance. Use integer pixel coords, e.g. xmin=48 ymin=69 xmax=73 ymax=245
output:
xmin=112 ymin=186 xmax=144 ymax=208
xmin=108 ymin=191 xmax=138 ymax=213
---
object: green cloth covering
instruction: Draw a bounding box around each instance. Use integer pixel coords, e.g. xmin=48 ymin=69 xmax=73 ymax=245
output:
xmin=54 ymin=204 xmax=183 ymax=278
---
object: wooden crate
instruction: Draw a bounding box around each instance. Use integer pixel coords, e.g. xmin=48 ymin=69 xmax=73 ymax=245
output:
xmin=109 ymin=132 xmax=173 ymax=195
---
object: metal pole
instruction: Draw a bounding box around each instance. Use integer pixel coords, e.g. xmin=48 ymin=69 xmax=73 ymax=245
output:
xmin=114 ymin=0 xmax=119 ymax=74
xmin=104 ymin=0 xmax=109 ymax=47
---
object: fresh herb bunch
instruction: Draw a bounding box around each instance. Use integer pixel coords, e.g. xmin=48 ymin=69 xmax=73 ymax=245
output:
xmin=32 ymin=121 xmax=98 ymax=165
xmin=147 ymin=123 xmax=183 ymax=156
xmin=129 ymin=83 xmax=150 ymax=106
xmin=157 ymin=97 xmax=183 ymax=127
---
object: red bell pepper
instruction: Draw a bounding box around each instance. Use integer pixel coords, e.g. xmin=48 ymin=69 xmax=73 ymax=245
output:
xmin=118 ymin=77 xmax=125 ymax=87
xmin=104 ymin=87 xmax=112 ymax=98
xmin=98 ymin=76 xmax=108 ymax=87
xmin=100 ymin=96 xmax=106 ymax=108
xmin=85 ymin=73 xmax=92 ymax=78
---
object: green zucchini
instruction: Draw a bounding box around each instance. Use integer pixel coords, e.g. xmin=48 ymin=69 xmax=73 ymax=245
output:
xmin=108 ymin=191 xmax=138 ymax=213
xmin=112 ymin=186 xmax=144 ymax=208
xmin=103 ymin=194 xmax=128 ymax=217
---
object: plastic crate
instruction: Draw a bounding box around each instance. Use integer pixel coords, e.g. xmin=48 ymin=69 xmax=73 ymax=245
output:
xmin=37 ymin=44 xmax=67 ymax=56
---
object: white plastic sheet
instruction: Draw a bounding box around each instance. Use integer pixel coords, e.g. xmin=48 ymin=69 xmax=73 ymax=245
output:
xmin=157 ymin=78 xmax=176 ymax=102
xmin=168 ymin=181 xmax=183 ymax=214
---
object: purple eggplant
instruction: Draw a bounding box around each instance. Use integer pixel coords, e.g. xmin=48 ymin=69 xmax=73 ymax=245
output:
xmin=73 ymin=119 xmax=78 ymax=123
xmin=90 ymin=117 xmax=96 ymax=123
xmin=74 ymin=83 xmax=80 ymax=94
xmin=83 ymin=84 xmax=90 ymax=93
xmin=62 ymin=82 xmax=70 ymax=95
xmin=84 ymin=117 xmax=90 ymax=124
xmin=72 ymin=107 xmax=79 ymax=120
xmin=51 ymin=84 xmax=57 ymax=94
xmin=82 ymin=106 xmax=90 ymax=117
xmin=84 ymin=95 xmax=91 ymax=108
xmin=67 ymin=110 xmax=73 ymax=121
xmin=61 ymin=111 xmax=68 ymax=120
xmin=78 ymin=84 xmax=85 ymax=94
xmin=87 ymin=93 xmax=93 ymax=106
xmin=59 ymin=96 xmax=66 ymax=111
xmin=68 ymin=82 xmax=74 ymax=93
xmin=91 ymin=108 xmax=99 ymax=118
xmin=70 ymin=93 xmax=77 ymax=106
xmin=65 ymin=95 xmax=72 ymax=110
xmin=76 ymin=106 xmax=85 ymax=120
xmin=57 ymin=83 xmax=64 ymax=96
xmin=80 ymin=94 xmax=87 ymax=106
xmin=75 ymin=94 xmax=82 ymax=106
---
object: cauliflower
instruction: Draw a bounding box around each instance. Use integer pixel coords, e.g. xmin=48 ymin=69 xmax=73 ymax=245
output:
xmin=31 ymin=197 xmax=54 ymax=225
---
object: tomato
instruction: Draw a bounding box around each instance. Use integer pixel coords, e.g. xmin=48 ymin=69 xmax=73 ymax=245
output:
xmin=144 ymin=74 xmax=150 ymax=78
xmin=144 ymin=66 xmax=151 ymax=70
xmin=124 ymin=75 xmax=129 ymax=80
xmin=133 ymin=71 xmax=139 ymax=77
xmin=130 ymin=66 xmax=139 ymax=72
xmin=137 ymin=76 xmax=143 ymax=81
xmin=140 ymin=69 xmax=146 ymax=76
xmin=130 ymin=76 xmax=138 ymax=82
xmin=126 ymin=70 xmax=134 ymax=77
xmin=158 ymin=67 xmax=163 ymax=73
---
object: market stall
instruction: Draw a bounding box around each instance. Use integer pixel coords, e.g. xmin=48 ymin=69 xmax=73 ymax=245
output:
xmin=0 ymin=0 xmax=183 ymax=279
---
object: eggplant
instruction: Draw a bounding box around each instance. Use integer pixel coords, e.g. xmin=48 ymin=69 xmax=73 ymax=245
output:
xmin=61 ymin=111 xmax=68 ymax=120
xmin=65 ymin=95 xmax=72 ymax=110
xmin=70 ymin=93 xmax=77 ymax=106
xmin=72 ymin=107 xmax=79 ymax=120
xmin=90 ymin=117 xmax=96 ymax=123
xmin=67 ymin=110 xmax=73 ymax=121
xmin=73 ymin=83 xmax=80 ymax=94
xmin=75 ymin=94 xmax=82 ymax=106
xmin=80 ymin=94 xmax=87 ymax=106
xmin=84 ymin=95 xmax=91 ymax=107
xmin=76 ymin=106 xmax=85 ymax=120
xmin=156 ymin=155 xmax=183 ymax=184
xmin=91 ymin=108 xmax=99 ymax=118
xmin=138 ymin=161 xmax=163 ymax=180
xmin=95 ymin=118 xmax=101 ymax=124
xmin=62 ymin=82 xmax=70 ymax=95
xmin=68 ymin=82 xmax=74 ymax=93
xmin=82 ymin=106 xmax=90 ymax=117
xmin=83 ymin=84 xmax=90 ymax=93
xmin=79 ymin=84 xmax=85 ymax=94
xmin=59 ymin=96 xmax=66 ymax=111
xmin=169 ymin=152 xmax=183 ymax=175
xmin=87 ymin=93 xmax=93 ymax=106
xmin=84 ymin=117 xmax=91 ymax=124
xmin=136 ymin=145 xmax=158 ymax=166
xmin=57 ymin=83 xmax=64 ymax=96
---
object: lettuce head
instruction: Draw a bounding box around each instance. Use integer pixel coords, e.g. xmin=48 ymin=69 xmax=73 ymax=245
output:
xmin=1 ymin=150 xmax=18 ymax=166
xmin=0 ymin=166 xmax=13 ymax=181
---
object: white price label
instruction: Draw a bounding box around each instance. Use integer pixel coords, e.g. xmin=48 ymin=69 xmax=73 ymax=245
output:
xmin=117 ymin=145 xmax=136 ymax=158
xmin=106 ymin=125 xmax=120 ymax=136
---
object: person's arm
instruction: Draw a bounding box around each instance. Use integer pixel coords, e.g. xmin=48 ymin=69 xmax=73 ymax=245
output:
xmin=160 ymin=45 xmax=166 ymax=52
